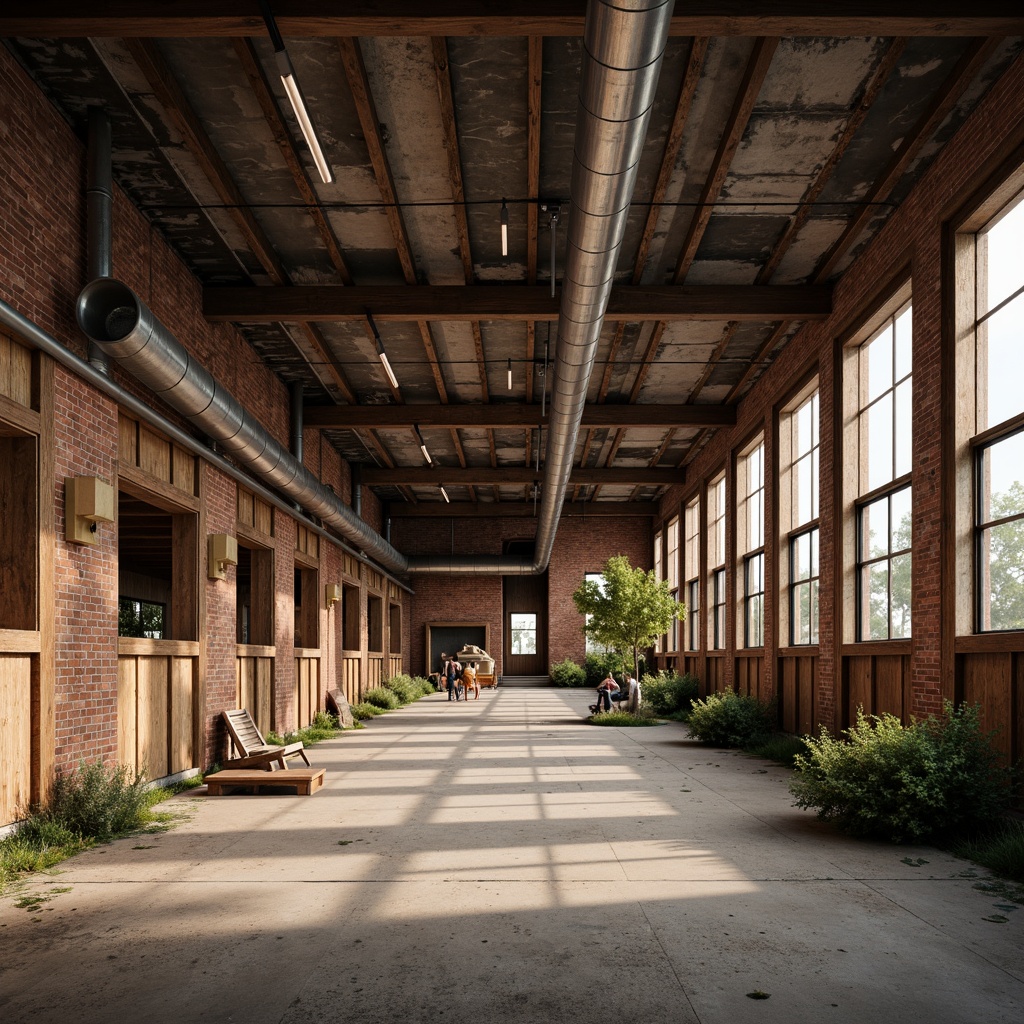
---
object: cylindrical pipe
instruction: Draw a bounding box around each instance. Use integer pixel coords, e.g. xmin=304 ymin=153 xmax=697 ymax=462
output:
xmin=289 ymin=380 xmax=304 ymax=512
xmin=86 ymin=106 xmax=113 ymax=375
xmin=352 ymin=463 xmax=362 ymax=518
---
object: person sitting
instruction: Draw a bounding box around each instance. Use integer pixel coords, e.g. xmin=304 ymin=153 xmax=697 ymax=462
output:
xmin=461 ymin=662 xmax=480 ymax=701
xmin=590 ymin=674 xmax=619 ymax=714
xmin=623 ymin=673 xmax=641 ymax=714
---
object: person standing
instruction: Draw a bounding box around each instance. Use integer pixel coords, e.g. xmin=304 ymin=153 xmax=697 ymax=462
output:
xmin=445 ymin=655 xmax=461 ymax=701
xmin=624 ymin=673 xmax=641 ymax=714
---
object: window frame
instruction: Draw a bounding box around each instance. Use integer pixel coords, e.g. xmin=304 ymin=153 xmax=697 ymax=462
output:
xmin=683 ymin=495 xmax=701 ymax=652
xmin=736 ymin=438 xmax=765 ymax=649
xmin=706 ymin=474 xmax=726 ymax=651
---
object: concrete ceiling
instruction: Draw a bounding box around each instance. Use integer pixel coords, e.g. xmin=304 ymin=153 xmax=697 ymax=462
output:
xmin=4 ymin=5 xmax=1023 ymax=513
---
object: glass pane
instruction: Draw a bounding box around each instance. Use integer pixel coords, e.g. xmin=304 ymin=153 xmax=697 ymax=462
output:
xmin=861 ymin=496 xmax=889 ymax=560
xmin=795 ymin=452 xmax=813 ymax=527
xmin=894 ymin=305 xmax=913 ymax=382
xmin=982 ymin=522 xmax=1024 ymax=631
xmin=866 ymin=324 xmax=893 ymax=403
xmin=983 ymin=291 xmax=1024 ymax=428
xmin=890 ymin=553 xmax=912 ymax=638
xmin=890 ymin=486 xmax=912 ymax=552
xmin=654 ymin=534 xmax=662 ymax=577
xmin=748 ymin=490 xmax=763 ymax=550
xmin=689 ymin=579 xmax=699 ymax=612
xmin=864 ymin=562 xmax=891 ymax=640
xmin=980 ymin=431 xmax=1024 ymax=524
xmin=985 ymin=197 xmax=1024 ymax=314
xmin=793 ymin=582 xmax=810 ymax=645
xmin=811 ymin=392 xmax=820 ymax=447
xmin=809 ymin=579 xmax=820 ymax=645
xmin=746 ymin=553 xmax=764 ymax=596
xmin=894 ymin=379 xmax=912 ymax=478
xmin=747 ymin=593 xmax=763 ymax=647
xmin=866 ymin=391 xmax=894 ymax=490
xmin=511 ymin=613 xmax=535 ymax=630
xmin=810 ymin=527 xmax=819 ymax=576
xmin=793 ymin=532 xmax=811 ymax=582
xmin=811 ymin=446 xmax=819 ymax=520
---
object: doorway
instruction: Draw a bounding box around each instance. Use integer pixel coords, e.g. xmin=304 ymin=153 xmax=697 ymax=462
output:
xmin=502 ymin=541 xmax=547 ymax=676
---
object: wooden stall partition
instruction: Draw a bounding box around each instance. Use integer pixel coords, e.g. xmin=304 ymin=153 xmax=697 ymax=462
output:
xmin=341 ymin=653 xmax=361 ymax=705
xmin=367 ymin=655 xmax=384 ymax=690
xmin=236 ymin=647 xmax=275 ymax=736
xmin=0 ymin=652 xmax=33 ymax=825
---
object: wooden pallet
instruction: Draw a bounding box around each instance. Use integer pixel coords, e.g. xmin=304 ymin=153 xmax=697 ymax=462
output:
xmin=205 ymin=768 xmax=326 ymax=796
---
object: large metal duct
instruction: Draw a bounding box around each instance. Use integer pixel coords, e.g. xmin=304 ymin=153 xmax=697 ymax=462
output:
xmin=76 ymin=0 xmax=673 ymax=576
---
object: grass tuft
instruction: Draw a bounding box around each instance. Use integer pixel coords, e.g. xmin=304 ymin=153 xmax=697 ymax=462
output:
xmin=588 ymin=710 xmax=665 ymax=727
xmin=952 ymin=819 xmax=1024 ymax=883
xmin=745 ymin=733 xmax=810 ymax=767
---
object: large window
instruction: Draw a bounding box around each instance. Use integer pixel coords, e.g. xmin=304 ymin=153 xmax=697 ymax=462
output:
xmin=737 ymin=440 xmax=764 ymax=647
xmin=684 ymin=497 xmax=700 ymax=651
xmin=849 ymin=301 xmax=913 ymax=641
xmin=707 ymin=475 xmax=726 ymax=650
xmin=666 ymin=516 xmax=679 ymax=651
xmin=653 ymin=531 xmax=663 ymax=652
xmin=973 ymin=195 xmax=1024 ymax=632
xmin=511 ymin=613 xmax=538 ymax=655
xmin=583 ymin=572 xmax=610 ymax=654
xmin=781 ymin=385 xmax=820 ymax=645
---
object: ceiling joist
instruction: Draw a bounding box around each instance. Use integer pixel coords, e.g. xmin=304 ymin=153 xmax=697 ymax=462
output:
xmin=363 ymin=467 xmax=683 ymax=486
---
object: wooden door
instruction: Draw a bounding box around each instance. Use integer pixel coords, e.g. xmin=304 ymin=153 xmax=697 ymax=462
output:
xmin=503 ymin=572 xmax=547 ymax=675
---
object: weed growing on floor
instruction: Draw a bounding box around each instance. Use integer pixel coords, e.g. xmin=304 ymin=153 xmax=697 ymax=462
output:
xmin=351 ymin=702 xmax=385 ymax=720
xmin=744 ymin=733 xmax=810 ymax=767
xmin=952 ymin=819 xmax=1024 ymax=883
xmin=363 ymin=686 xmax=402 ymax=710
xmin=267 ymin=710 xmax=345 ymax=747
xmin=588 ymin=709 xmax=665 ymax=727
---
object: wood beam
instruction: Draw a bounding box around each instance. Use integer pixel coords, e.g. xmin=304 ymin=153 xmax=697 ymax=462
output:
xmin=389 ymin=500 xmax=658 ymax=518
xmin=363 ymin=466 xmax=683 ymax=486
xmin=304 ymin=403 xmax=736 ymax=429
xmin=5 ymin=6 xmax=1021 ymax=38
xmin=203 ymin=284 xmax=833 ymax=322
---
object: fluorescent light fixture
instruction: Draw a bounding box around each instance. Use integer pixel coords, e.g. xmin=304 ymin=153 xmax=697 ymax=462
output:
xmin=507 ymin=357 xmax=513 ymax=390
xmin=439 ymin=483 xmax=451 ymax=504
xmin=414 ymin=426 xmax=432 ymax=465
xmin=367 ymin=312 xmax=400 ymax=390
xmin=262 ymin=1 xmax=333 ymax=185
xmin=500 ymin=198 xmax=509 ymax=256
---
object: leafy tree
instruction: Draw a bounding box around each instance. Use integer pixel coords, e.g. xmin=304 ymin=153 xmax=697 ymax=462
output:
xmin=571 ymin=555 xmax=685 ymax=681
xmin=984 ymin=481 xmax=1024 ymax=629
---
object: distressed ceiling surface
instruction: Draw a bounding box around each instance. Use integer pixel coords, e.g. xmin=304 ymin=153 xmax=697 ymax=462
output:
xmin=3 ymin=5 xmax=1022 ymax=514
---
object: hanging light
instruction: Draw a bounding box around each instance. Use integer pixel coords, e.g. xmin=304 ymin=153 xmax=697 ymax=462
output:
xmin=439 ymin=483 xmax=451 ymax=504
xmin=507 ymin=357 xmax=513 ymax=390
xmin=366 ymin=311 xmax=399 ymax=390
xmin=260 ymin=1 xmax=334 ymax=185
xmin=500 ymin=198 xmax=509 ymax=256
xmin=414 ymin=425 xmax=432 ymax=465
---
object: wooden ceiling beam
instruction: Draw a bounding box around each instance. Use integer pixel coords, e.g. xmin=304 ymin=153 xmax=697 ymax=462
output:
xmin=363 ymin=467 xmax=683 ymax=486
xmin=203 ymin=284 xmax=833 ymax=322
xmin=305 ymin=403 xmax=736 ymax=429
xmin=389 ymin=500 xmax=658 ymax=518
xmin=6 ymin=6 xmax=1021 ymax=38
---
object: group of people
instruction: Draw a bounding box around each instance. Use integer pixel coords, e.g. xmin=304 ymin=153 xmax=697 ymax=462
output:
xmin=439 ymin=653 xmax=480 ymax=702
xmin=590 ymin=671 xmax=641 ymax=715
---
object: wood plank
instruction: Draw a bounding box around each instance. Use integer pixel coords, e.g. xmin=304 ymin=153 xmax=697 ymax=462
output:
xmin=169 ymin=656 xmax=194 ymax=773
xmin=0 ymin=655 xmax=32 ymax=826
xmin=172 ymin=445 xmax=196 ymax=496
xmin=305 ymin=402 xmax=735 ymax=430
xmin=237 ymin=656 xmax=253 ymax=712
xmin=237 ymin=487 xmax=255 ymax=528
xmin=256 ymin=657 xmax=273 ymax=737
xmin=137 ymin=655 xmax=169 ymax=780
xmin=962 ymin=652 xmax=1014 ymax=762
xmin=118 ymin=413 xmax=138 ymax=467
xmin=846 ymin=655 xmax=872 ymax=727
xmin=362 ymin=466 xmax=682 ymax=486
xmin=117 ymin=637 xmax=201 ymax=657
xmin=5 ymin=5 xmax=1021 ymax=38
xmin=138 ymin=425 xmax=172 ymax=483
xmin=0 ymin=629 xmax=41 ymax=654
xmin=386 ymin=500 xmax=656 ymax=518
xmin=254 ymin=497 xmax=273 ymax=537
xmin=117 ymin=656 xmax=137 ymax=770
xmin=0 ymin=331 xmax=34 ymax=409
xmin=203 ymin=284 xmax=832 ymax=323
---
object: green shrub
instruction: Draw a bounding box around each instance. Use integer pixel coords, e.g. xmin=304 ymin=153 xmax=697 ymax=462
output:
xmin=790 ymin=703 xmax=1015 ymax=843
xmin=953 ymin=820 xmax=1024 ymax=883
xmin=41 ymin=761 xmax=151 ymax=842
xmin=382 ymin=675 xmax=415 ymax=704
xmin=687 ymin=691 xmax=775 ymax=747
xmin=550 ymin=658 xmax=586 ymax=687
xmin=584 ymin=652 xmax=623 ymax=686
xmin=312 ymin=710 xmax=338 ymax=730
xmin=364 ymin=686 xmax=401 ymax=710
xmin=641 ymin=671 xmax=700 ymax=717
xmin=352 ymin=702 xmax=384 ymax=720
xmin=589 ymin=709 xmax=664 ymax=727
xmin=745 ymin=733 xmax=810 ymax=767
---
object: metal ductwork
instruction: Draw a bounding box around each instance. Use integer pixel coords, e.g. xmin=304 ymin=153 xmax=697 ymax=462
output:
xmin=75 ymin=0 xmax=673 ymax=577
xmin=86 ymin=106 xmax=113 ymax=375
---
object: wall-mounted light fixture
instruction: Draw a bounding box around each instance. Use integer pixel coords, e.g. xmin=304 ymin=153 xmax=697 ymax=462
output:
xmin=64 ymin=476 xmax=116 ymax=545
xmin=439 ymin=483 xmax=451 ymax=504
xmin=207 ymin=533 xmax=239 ymax=581
xmin=260 ymin=0 xmax=334 ymax=184
xmin=414 ymin=425 xmax=432 ymax=464
xmin=325 ymin=582 xmax=342 ymax=607
xmin=366 ymin=311 xmax=399 ymax=390
xmin=500 ymin=198 xmax=509 ymax=256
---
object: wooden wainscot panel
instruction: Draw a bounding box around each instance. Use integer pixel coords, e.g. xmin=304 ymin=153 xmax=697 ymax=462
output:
xmin=779 ymin=653 xmax=818 ymax=736
xmin=0 ymin=330 xmax=35 ymax=410
xmin=342 ymin=552 xmax=360 ymax=580
xmin=959 ymin=651 xmax=1018 ymax=763
xmin=342 ymin=655 xmax=360 ymax=705
xmin=118 ymin=413 xmax=138 ymax=467
xmin=117 ymin=656 xmax=138 ymax=767
xmin=0 ymin=654 xmax=33 ymax=826
xmin=734 ymin=654 xmax=761 ymax=701
xmin=874 ymin=653 xmax=908 ymax=721
xmin=294 ymin=656 xmax=321 ymax=729
xmin=705 ymin=655 xmax=725 ymax=694
xmin=169 ymin=657 xmax=194 ymax=774
xmin=389 ymin=655 xmax=403 ymax=678
xmin=367 ymin=655 xmax=384 ymax=690
xmin=845 ymin=655 xmax=872 ymax=728
xmin=136 ymin=656 xmax=170 ymax=780
xmin=236 ymin=650 xmax=275 ymax=736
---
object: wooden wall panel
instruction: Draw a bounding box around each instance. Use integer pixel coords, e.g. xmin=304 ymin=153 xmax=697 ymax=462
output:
xmin=367 ymin=655 xmax=383 ymax=690
xmin=0 ymin=654 xmax=32 ymax=825
xmin=139 ymin=426 xmax=171 ymax=482
xmin=118 ymin=413 xmax=138 ymax=467
xmin=254 ymin=497 xmax=273 ymax=536
xmin=117 ymin=656 xmax=137 ymax=767
xmin=961 ymin=652 xmax=1017 ymax=763
xmin=0 ymin=332 xmax=33 ymax=408
xmin=735 ymin=656 xmax=761 ymax=699
xmin=172 ymin=446 xmax=195 ymax=496
xmin=169 ymin=657 xmax=193 ymax=773
xmin=294 ymin=656 xmax=320 ymax=729
xmin=705 ymin=656 xmax=725 ymax=694
xmin=0 ymin=437 xmax=38 ymax=632
xmin=342 ymin=655 xmax=360 ymax=705
xmin=256 ymin=657 xmax=273 ymax=734
xmin=874 ymin=655 xmax=906 ymax=720
xmin=389 ymin=655 xmax=403 ymax=678
xmin=846 ymin=656 xmax=872 ymax=726
xmin=137 ymin=656 xmax=169 ymax=780
xmin=237 ymin=656 xmax=254 ymax=711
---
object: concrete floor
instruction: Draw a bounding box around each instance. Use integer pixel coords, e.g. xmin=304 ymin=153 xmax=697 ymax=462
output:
xmin=1 ymin=688 xmax=1021 ymax=1024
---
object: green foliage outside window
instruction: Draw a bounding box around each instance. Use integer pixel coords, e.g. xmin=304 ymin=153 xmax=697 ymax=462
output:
xmin=118 ymin=597 xmax=165 ymax=639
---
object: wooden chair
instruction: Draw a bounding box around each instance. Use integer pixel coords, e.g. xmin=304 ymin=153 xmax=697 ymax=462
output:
xmin=221 ymin=709 xmax=310 ymax=771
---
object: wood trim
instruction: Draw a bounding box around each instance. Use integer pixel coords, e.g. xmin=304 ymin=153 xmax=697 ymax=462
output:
xmin=236 ymin=644 xmax=276 ymax=658
xmin=0 ymin=391 xmax=39 ymax=435
xmin=387 ymin=500 xmax=657 ymax=518
xmin=118 ymin=462 xmax=201 ymax=513
xmin=0 ymin=629 xmax=41 ymax=654
xmin=294 ymin=648 xmax=321 ymax=659
xmin=295 ymin=549 xmax=319 ymax=570
xmin=362 ymin=466 xmax=681 ymax=486
xmin=118 ymin=637 xmax=201 ymax=657
xmin=954 ymin=633 xmax=1024 ymax=654
xmin=778 ymin=646 xmax=821 ymax=657
xmin=36 ymin=352 xmax=56 ymax=803
xmin=235 ymin=520 xmax=273 ymax=549
xmin=840 ymin=641 xmax=912 ymax=657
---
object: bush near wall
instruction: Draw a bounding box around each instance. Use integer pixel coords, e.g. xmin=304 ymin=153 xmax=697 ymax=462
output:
xmin=687 ymin=691 xmax=776 ymax=747
xmin=790 ymin=703 xmax=1016 ymax=843
xmin=641 ymin=671 xmax=699 ymax=718
xmin=550 ymin=658 xmax=587 ymax=687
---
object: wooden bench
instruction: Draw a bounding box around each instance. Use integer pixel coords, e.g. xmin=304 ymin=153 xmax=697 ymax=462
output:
xmin=477 ymin=674 xmax=497 ymax=689
xmin=205 ymin=768 xmax=326 ymax=796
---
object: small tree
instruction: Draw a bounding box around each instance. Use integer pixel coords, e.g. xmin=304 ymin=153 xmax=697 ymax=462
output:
xmin=572 ymin=555 xmax=685 ymax=681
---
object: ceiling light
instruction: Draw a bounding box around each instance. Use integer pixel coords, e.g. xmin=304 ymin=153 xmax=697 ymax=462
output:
xmin=500 ymin=198 xmax=509 ymax=256
xmin=414 ymin=425 xmax=432 ymax=464
xmin=261 ymin=1 xmax=334 ymax=185
xmin=439 ymin=483 xmax=451 ymax=504
xmin=507 ymin=357 xmax=513 ymax=390
xmin=366 ymin=311 xmax=399 ymax=390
